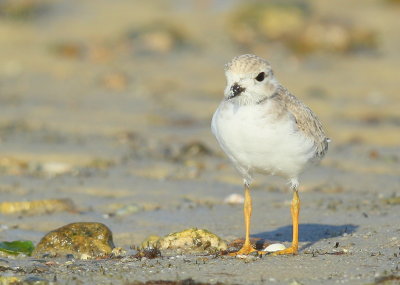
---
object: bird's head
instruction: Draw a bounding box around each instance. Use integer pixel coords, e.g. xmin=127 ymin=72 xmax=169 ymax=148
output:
xmin=224 ymin=54 xmax=279 ymax=105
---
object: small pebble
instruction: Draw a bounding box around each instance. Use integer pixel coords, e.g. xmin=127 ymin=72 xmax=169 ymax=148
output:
xmin=263 ymin=243 xmax=286 ymax=252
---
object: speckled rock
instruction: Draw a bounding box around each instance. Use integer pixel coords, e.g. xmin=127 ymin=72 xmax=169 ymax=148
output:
xmin=141 ymin=228 xmax=227 ymax=253
xmin=33 ymin=222 xmax=115 ymax=259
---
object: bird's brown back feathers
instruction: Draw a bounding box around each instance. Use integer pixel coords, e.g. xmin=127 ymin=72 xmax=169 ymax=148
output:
xmin=272 ymin=85 xmax=329 ymax=159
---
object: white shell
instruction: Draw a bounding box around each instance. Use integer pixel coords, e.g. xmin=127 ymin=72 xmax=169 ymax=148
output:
xmin=263 ymin=243 xmax=286 ymax=252
xmin=41 ymin=162 xmax=73 ymax=175
xmin=223 ymin=193 xmax=245 ymax=204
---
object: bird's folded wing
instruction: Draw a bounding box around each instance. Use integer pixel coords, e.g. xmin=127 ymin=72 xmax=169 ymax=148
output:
xmin=280 ymin=87 xmax=329 ymax=159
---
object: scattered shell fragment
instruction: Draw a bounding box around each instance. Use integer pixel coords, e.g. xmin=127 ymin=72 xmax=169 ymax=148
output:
xmin=141 ymin=228 xmax=227 ymax=253
xmin=114 ymin=204 xmax=142 ymax=216
xmin=236 ymin=254 xmax=258 ymax=261
xmin=224 ymin=193 xmax=245 ymax=205
xmin=38 ymin=162 xmax=74 ymax=176
xmin=263 ymin=243 xmax=286 ymax=252
xmin=33 ymin=222 xmax=115 ymax=259
xmin=105 ymin=203 xmax=160 ymax=218
xmin=80 ymin=253 xmax=90 ymax=260
xmin=0 ymin=199 xmax=75 ymax=215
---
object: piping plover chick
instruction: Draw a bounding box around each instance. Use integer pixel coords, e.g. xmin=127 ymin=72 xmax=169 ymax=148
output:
xmin=211 ymin=54 xmax=329 ymax=255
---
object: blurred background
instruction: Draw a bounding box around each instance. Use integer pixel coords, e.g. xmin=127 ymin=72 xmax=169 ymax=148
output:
xmin=0 ymin=0 xmax=399 ymax=246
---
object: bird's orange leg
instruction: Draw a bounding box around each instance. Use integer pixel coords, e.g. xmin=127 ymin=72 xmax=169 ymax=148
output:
xmin=270 ymin=190 xmax=300 ymax=255
xmin=229 ymin=184 xmax=257 ymax=256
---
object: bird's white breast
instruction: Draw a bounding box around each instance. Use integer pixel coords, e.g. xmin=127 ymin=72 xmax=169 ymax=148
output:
xmin=211 ymin=100 xmax=315 ymax=181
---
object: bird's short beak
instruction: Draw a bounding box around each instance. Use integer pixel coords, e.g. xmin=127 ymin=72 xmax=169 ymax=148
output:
xmin=228 ymin=83 xmax=245 ymax=99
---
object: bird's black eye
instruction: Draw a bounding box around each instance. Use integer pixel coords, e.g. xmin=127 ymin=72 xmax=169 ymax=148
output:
xmin=255 ymin=72 xmax=265 ymax=82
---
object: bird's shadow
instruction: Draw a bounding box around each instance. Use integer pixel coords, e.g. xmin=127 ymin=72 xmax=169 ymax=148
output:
xmin=253 ymin=223 xmax=358 ymax=250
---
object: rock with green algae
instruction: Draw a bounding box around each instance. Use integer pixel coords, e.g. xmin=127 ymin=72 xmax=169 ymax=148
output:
xmin=141 ymin=228 xmax=227 ymax=253
xmin=33 ymin=222 xmax=115 ymax=259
